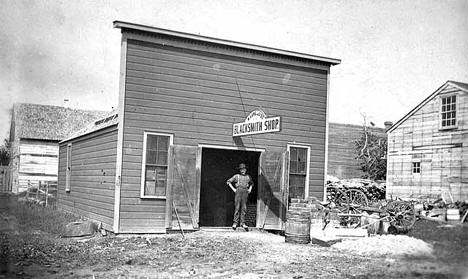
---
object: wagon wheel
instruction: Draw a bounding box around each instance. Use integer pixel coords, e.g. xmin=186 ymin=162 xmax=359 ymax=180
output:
xmin=345 ymin=189 xmax=369 ymax=208
xmin=386 ymin=201 xmax=416 ymax=233
xmin=325 ymin=187 xmax=352 ymax=227
xmin=343 ymin=189 xmax=368 ymax=227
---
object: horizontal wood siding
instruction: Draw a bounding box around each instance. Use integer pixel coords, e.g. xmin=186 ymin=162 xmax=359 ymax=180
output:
xmin=17 ymin=140 xmax=59 ymax=192
xmin=57 ymin=127 xmax=118 ymax=230
xmin=387 ymin=85 xmax=468 ymax=201
xmin=120 ymin=38 xmax=330 ymax=232
xmin=328 ymin=123 xmax=386 ymax=179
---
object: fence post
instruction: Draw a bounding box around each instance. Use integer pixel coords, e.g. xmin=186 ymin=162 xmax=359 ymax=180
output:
xmin=37 ymin=181 xmax=40 ymax=201
xmin=45 ymin=181 xmax=49 ymax=207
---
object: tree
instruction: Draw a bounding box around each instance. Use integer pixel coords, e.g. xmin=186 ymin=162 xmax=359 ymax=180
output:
xmin=355 ymin=119 xmax=387 ymax=180
xmin=0 ymin=139 xmax=11 ymax=166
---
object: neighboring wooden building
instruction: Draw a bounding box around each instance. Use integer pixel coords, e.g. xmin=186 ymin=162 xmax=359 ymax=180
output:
xmin=327 ymin=123 xmax=386 ymax=179
xmin=57 ymin=21 xmax=340 ymax=233
xmin=8 ymin=103 xmax=107 ymax=193
xmin=387 ymin=81 xmax=468 ymax=201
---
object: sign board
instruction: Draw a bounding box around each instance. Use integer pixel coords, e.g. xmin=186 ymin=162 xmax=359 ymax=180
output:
xmin=232 ymin=109 xmax=281 ymax=137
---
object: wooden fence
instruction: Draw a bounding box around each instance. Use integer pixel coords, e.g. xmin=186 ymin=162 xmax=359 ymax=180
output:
xmin=0 ymin=166 xmax=12 ymax=192
xmin=21 ymin=180 xmax=58 ymax=209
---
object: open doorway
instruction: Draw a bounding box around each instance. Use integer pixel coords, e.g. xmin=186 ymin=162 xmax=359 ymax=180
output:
xmin=199 ymin=147 xmax=260 ymax=227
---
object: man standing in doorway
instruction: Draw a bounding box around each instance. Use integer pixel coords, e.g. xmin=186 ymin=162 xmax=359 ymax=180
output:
xmin=227 ymin=163 xmax=253 ymax=230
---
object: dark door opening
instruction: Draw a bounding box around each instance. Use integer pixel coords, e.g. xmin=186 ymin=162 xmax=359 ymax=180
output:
xmin=199 ymin=148 xmax=260 ymax=227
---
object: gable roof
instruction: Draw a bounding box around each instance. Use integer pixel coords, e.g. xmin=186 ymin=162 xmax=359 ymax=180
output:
xmin=387 ymin=80 xmax=468 ymax=133
xmin=60 ymin=109 xmax=119 ymax=143
xmin=12 ymin=103 xmax=109 ymax=141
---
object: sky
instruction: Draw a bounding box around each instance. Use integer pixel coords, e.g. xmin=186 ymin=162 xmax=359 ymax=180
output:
xmin=1 ymin=0 xmax=467 ymax=140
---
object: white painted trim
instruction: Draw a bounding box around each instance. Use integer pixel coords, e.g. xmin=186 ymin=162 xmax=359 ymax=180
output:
xmin=287 ymin=144 xmax=311 ymax=199
xmin=140 ymin=131 xmax=174 ymax=199
xmin=198 ymin=144 xmax=265 ymax=152
xmin=323 ymin=70 xmax=330 ymax=202
xmin=65 ymin=143 xmax=72 ymax=193
xmin=113 ymin=36 xmax=127 ymax=233
xmin=438 ymin=93 xmax=459 ymax=130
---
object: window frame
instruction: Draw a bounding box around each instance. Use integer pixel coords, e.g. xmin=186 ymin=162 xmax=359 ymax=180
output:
xmin=287 ymin=144 xmax=310 ymax=199
xmin=140 ymin=131 xmax=173 ymax=199
xmin=65 ymin=143 xmax=72 ymax=192
xmin=439 ymin=94 xmax=458 ymax=130
xmin=412 ymin=161 xmax=421 ymax=175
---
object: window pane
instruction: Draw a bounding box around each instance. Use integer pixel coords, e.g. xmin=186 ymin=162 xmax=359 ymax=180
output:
xmin=147 ymin=135 xmax=158 ymax=150
xmin=157 ymin=151 xmax=168 ymax=165
xmin=442 ymin=120 xmax=446 ymax=127
xmin=158 ymin=136 xmax=169 ymax=151
xmin=298 ymin=148 xmax=307 ymax=162
xmin=442 ymin=98 xmax=446 ymax=105
xmin=290 ymin=161 xmax=298 ymax=173
xmin=145 ymin=166 xmax=167 ymax=196
xmin=145 ymin=181 xmax=156 ymax=196
xmin=290 ymin=147 xmax=297 ymax=161
xmin=146 ymin=150 xmax=157 ymax=164
xmin=298 ymin=162 xmax=306 ymax=174
xmin=289 ymin=174 xmax=305 ymax=199
xmin=146 ymin=166 xmax=156 ymax=181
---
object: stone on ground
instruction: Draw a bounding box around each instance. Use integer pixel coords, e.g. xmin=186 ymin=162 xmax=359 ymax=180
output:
xmin=62 ymin=220 xmax=98 ymax=237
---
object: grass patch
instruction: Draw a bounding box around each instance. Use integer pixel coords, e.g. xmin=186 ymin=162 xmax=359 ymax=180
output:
xmin=5 ymin=196 xmax=80 ymax=235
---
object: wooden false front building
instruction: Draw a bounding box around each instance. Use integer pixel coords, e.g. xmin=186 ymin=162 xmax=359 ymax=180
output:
xmin=57 ymin=21 xmax=340 ymax=233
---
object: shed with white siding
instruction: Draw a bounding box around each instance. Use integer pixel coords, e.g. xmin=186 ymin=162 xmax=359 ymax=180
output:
xmin=8 ymin=103 xmax=107 ymax=193
xmin=57 ymin=21 xmax=340 ymax=233
xmin=386 ymin=81 xmax=468 ymax=201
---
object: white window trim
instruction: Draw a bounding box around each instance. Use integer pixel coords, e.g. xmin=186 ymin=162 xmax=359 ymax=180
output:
xmin=287 ymin=144 xmax=310 ymax=199
xmin=439 ymin=93 xmax=458 ymax=130
xmin=412 ymin=161 xmax=421 ymax=175
xmin=65 ymin=143 xmax=72 ymax=192
xmin=140 ymin=131 xmax=174 ymax=199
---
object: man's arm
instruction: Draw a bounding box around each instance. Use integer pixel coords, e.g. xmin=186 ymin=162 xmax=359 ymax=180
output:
xmin=247 ymin=175 xmax=253 ymax=194
xmin=226 ymin=175 xmax=237 ymax=193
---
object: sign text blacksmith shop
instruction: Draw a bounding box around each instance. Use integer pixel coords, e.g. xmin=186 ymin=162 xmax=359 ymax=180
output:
xmin=232 ymin=109 xmax=281 ymax=137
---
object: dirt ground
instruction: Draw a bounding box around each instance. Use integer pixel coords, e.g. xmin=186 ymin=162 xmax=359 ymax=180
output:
xmin=1 ymin=194 xmax=467 ymax=278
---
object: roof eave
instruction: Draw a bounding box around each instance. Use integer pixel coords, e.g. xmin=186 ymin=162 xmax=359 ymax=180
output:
xmin=60 ymin=122 xmax=118 ymax=144
xmin=387 ymin=80 xmax=467 ymax=133
xmin=113 ymin=20 xmax=341 ymax=66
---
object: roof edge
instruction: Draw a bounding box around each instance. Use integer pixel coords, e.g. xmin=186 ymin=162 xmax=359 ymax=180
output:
xmin=60 ymin=122 xmax=118 ymax=144
xmin=113 ymin=20 xmax=341 ymax=66
xmin=387 ymin=80 xmax=467 ymax=133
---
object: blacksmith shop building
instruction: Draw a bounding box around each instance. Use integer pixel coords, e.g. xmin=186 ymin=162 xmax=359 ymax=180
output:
xmin=57 ymin=21 xmax=341 ymax=233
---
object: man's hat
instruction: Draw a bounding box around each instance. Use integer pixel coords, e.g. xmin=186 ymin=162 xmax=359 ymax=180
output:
xmin=238 ymin=163 xmax=248 ymax=170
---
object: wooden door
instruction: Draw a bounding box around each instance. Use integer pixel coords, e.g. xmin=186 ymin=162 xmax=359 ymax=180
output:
xmin=165 ymin=145 xmax=201 ymax=230
xmin=258 ymin=149 xmax=289 ymax=230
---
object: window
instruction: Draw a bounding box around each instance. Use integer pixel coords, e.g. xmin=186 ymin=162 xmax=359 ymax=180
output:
xmin=288 ymin=145 xmax=310 ymax=199
xmin=141 ymin=132 xmax=173 ymax=198
xmin=441 ymin=95 xmax=457 ymax=128
xmin=412 ymin=162 xmax=421 ymax=174
xmin=65 ymin=143 xmax=72 ymax=192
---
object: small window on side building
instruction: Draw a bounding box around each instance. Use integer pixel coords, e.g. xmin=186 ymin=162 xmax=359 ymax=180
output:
xmin=412 ymin=162 xmax=421 ymax=174
xmin=141 ymin=132 xmax=173 ymax=198
xmin=65 ymin=143 xmax=72 ymax=192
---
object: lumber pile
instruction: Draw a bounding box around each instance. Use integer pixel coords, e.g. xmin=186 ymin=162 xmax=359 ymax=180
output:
xmin=326 ymin=175 xmax=386 ymax=201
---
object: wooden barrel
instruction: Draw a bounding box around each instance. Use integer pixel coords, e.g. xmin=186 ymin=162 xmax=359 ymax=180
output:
xmin=285 ymin=202 xmax=311 ymax=244
xmin=446 ymin=209 xmax=460 ymax=221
